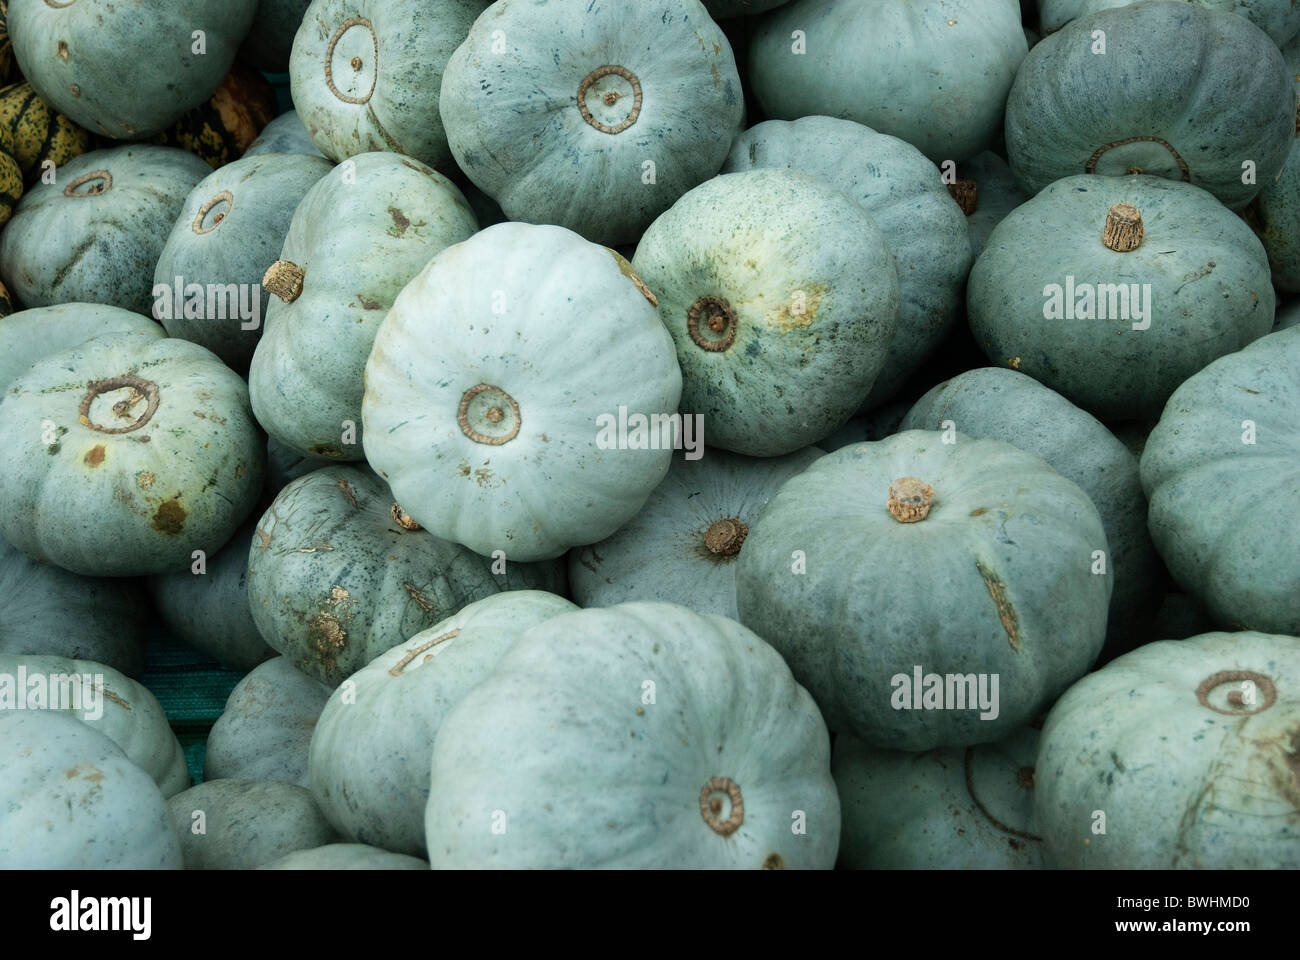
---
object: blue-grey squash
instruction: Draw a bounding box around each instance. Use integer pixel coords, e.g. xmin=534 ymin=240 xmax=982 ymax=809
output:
xmin=721 ymin=117 xmax=972 ymax=409
xmin=362 ymin=222 xmax=683 ymax=562
xmin=241 ymin=0 xmax=313 ymax=73
xmin=0 ymin=333 xmax=266 ymax=577
xmin=147 ymin=520 xmax=274 ymax=673
xmin=1035 ymin=630 xmax=1300 ymax=868
xmin=8 ymin=0 xmax=257 ymax=139
xmin=569 ymin=447 xmax=823 ymax=618
xmin=1037 ymin=0 xmax=1300 ymax=46
xmin=0 ymin=145 xmax=210 ymax=316
xmin=248 ymin=151 xmax=476 ymax=461
xmin=242 ymin=109 xmax=327 ymax=159
xmin=955 ymin=152 xmax=1029 ymax=261
xmin=834 ymin=727 xmax=1049 ymax=869
xmin=246 ymin=465 xmax=506 ymax=686
xmin=1005 ymin=3 xmax=1293 ymax=210
xmin=0 ymin=711 xmax=182 ymax=868
xmin=748 ymin=0 xmax=1028 ymax=163
xmin=735 ymin=431 xmax=1112 ymax=750
xmin=204 ymin=656 xmax=331 ymax=787
xmin=967 ymin=175 xmax=1275 ymax=422
xmin=290 ymin=0 xmax=486 ymax=169
xmin=153 ymin=152 xmax=333 ymax=372
xmin=631 ymin=169 xmax=900 ymax=456
xmin=167 ymin=777 xmax=339 ymax=870
xmin=0 ymin=303 xmax=163 ymax=392
xmin=309 ymin=590 xmax=576 ymax=857
xmin=425 ymin=602 xmax=841 ymax=869
xmin=439 ymin=0 xmax=744 ymax=246
xmin=900 ymin=368 xmax=1159 ymax=652
xmin=0 ymin=652 xmax=188 ymax=798
xmin=0 ymin=535 xmax=149 ymax=677
xmin=1140 ymin=326 xmax=1300 ymax=637
xmin=258 ymin=843 xmax=428 ymax=869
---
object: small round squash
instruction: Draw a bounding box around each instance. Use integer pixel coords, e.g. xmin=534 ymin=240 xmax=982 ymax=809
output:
xmin=153 ymin=152 xmax=333 ymax=372
xmin=1140 ymin=326 xmax=1300 ymax=637
xmin=425 ymin=602 xmax=841 ymax=869
xmin=901 ymin=367 xmax=1159 ymax=652
xmin=0 ymin=333 xmax=266 ymax=577
xmin=968 ymin=175 xmax=1275 ymax=421
xmin=1035 ymin=631 xmax=1300 ymax=868
xmin=8 ymin=0 xmax=257 ymax=139
xmin=0 ymin=535 xmax=149 ymax=677
xmin=246 ymin=465 xmax=506 ymax=686
xmin=1005 ymin=3 xmax=1294 ymax=210
xmin=721 ymin=117 xmax=972 ymax=409
xmin=205 ymin=656 xmax=332 ymax=787
xmin=0 ymin=653 xmax=189 ymax=798
xmin=167 ymin=778 xmax=339 ymax=870
xmin=748 ymin=0 xmax=1028 ymax=163
xmin=569 ymin=447 xmax=823 ymax=618
xmin=0 ymin=711 xmax=182 ymax=869
xmin=362 ymin=222 xmax=683 ymax=561
xmin=632 ymin=169 xmax=900 ymax=455
xmin=309 ymin=590 xmax=577 ymax=857
xmin=0 ymin=145 xmax=210 ymax=316
xmin=735 ymin=431 xmax=1112 ymax=750
xmin=248 ymin=151 xmax=477 ymax=461
xmin=439 ymin=0 xmax=744 ymax=245
xmin=290 ymin=0 xmax=486 ymax=169
xmin=834 ymin=727 xmax=1048 ymax=869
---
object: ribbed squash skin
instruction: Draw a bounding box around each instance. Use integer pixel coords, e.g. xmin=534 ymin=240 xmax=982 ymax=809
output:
xmin=0 ymin=81 xmax=91 ymax=179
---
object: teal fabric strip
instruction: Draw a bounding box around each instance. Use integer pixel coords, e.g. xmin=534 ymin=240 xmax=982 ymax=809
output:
xmin=139 ymin=626 xmax=245 ymax=785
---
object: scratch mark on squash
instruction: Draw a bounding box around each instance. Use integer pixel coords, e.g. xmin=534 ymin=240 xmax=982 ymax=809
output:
xmin=975 ymin=559 xmax=1020 ymax=651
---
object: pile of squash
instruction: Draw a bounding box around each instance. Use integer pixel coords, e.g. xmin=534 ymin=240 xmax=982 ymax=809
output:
xmin=0 ymin=0 xmax=1296 ymax=871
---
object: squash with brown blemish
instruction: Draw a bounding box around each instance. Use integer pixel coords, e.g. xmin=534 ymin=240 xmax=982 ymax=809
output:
xmin=0 ymin=332 xmax=265 ymax=576
xmin=0 ymin=145 xmax=209 ymax=316
xmin=720 ymin=117 xmax=972 ymax=409
xmin=246 ymin=465 xmax=561 ymax=687
xmin=249 ymin=151 xmax=476 ymax=462
xmin=7 ymin=0 xmax=257 ymax=140
xmin=0 ymin=711 xmax=182 ymax=868
xmin=631 ymin=169 xmax=900 ymax=456
xmin=1035 ymin=630 xmax=1300 ymax=868
xmin=735 ymin=430 xmax=1111 ymax=750
xmin=0 ymin=653 xmax=189 ymax=797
